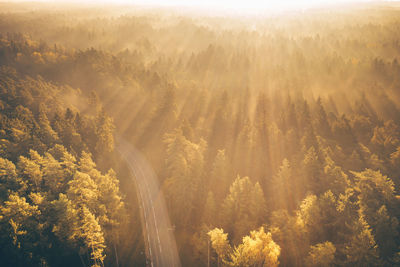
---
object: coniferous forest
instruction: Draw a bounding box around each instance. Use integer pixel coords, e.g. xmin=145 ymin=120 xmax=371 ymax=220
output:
xmin=1 ymin=1 xmax=400 ymax=266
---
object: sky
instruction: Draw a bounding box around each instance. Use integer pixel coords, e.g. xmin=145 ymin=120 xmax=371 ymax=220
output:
xmin=3 ymin=0 xmax=380 ymax=12
xmin=126 ymin=0 xmax=370 ymax=7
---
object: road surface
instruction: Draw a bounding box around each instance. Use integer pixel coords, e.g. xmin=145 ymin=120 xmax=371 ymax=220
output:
xmin=117 ymin=138 xmax=181 ymax=267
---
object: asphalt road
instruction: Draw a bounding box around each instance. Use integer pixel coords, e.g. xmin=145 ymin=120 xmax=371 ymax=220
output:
xmin=117 ymin=138 xmax=181 ymax=267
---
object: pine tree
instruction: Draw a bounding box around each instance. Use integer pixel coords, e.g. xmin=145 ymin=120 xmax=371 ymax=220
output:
xmin=49 ymin=193 xmax=78 ymax=245
xmin=353 ymin=169 xmax=396 ymax=228
xmin=345 ymin=216 xmax=381 ymax=266
xmin=41 ymin=152 xmax=66 ymax=195
xmin=163 ymin=128 xmax=206 ymax=227
xmin=374 ymin=205 xmax=399 ymax=262
xmin=37 ymin=103 xmax=58 ymax=146
xmin=0 ymin=157 xmax=22 ymax=199
xmin=67 ymin=171 xmax=98 ymax=211
xmin=0 ymin=192 xmax=41 ymax=265
xmin=298 ymin=100 xmax=312 ymax=135
xmin=203 ymin=191 xmax=216 ymax=227
xmin=78 ymin=206 xmax=106 ymax=267
xmin=251 ymin=182 xmax=267 ymax=226
xmin=95 ymin=109 xmax=115 ymax=156
xmin=210 ymin=149 xmax=229 ymax=201
xmin=314 ymin=97 xmax=331 ymax=138
xmin=305 ymin=241 xmax=336 ymax=267
xmin=272 ymin=158 xmax=294 ymax=211
xmin=18 ymin=154 xmax=42 ymax=190
xmin=221 ymin=176 xmax=266 ymax=243
xmin=323 ymin=156 xmax=349 ymax=195
xmin=302 ymin=146 xmax=323 ymax=195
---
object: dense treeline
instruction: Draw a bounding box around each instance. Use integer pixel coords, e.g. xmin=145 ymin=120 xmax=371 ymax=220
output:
xmin=0 ymin=65 xmax=134 ymax=266
xmin=1 ymin=2 xmax=400 ymax=266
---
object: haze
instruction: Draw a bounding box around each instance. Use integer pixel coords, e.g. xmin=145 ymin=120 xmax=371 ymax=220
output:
xmin=5 ymin=0 xmax=374 ymax=12
xmin=1 ymin=1 xmax=400 ymax=267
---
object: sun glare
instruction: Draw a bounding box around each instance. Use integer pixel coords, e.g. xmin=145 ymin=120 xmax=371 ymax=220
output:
xmin=79 ymin=0 xmax=370 ymax=12
xmin=130 ymin=0 xmax=367 ymax=11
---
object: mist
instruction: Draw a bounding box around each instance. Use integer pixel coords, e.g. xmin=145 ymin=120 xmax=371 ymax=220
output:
xmin=0 ymin=1 xmax=400 ymax=267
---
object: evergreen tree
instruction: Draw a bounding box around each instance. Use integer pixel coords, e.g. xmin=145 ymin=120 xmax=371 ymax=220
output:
xmin=345 ymin=216 xmax=381 ymax=266
xmin=77 ymin=206 xmax=106 ymax=267
xmin=305 ymin=241 xmax=336 ymax=267
xmin=210 ymin=149 xmax=229 ymax=201
xmin=203 ymin=191 xmax=216 ymax=227
xmin=222 ymin=176 xmax=266 ymax=243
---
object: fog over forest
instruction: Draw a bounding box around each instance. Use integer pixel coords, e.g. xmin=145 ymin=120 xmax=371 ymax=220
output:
xmin=0 ymin=1 xmax=400 ymax=266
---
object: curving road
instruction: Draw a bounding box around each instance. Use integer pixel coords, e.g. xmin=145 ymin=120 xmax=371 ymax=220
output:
xmin=117 ymin=138 xmax=181 ymax=267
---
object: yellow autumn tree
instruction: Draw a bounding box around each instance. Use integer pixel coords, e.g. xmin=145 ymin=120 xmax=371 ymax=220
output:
xmin=208 ymin=227 xmax=280 ymax=267
xmin=230 ymin=227 xmax=280 ymax=267
xmin=208 ymin=228 xmax=231 ymax=267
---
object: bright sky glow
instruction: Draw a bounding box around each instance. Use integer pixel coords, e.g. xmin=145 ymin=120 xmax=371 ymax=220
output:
xmin=94 ymin=0 xmax=371 ymax=10
xmin=8 ymin=0 xmax=375 ymax=12
xmin=132 ymin=0 xmax=369 ymax=9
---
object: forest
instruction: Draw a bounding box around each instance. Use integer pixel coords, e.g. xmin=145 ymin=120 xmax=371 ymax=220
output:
xmin=1 ymin=1 xmax=400 ymax=266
